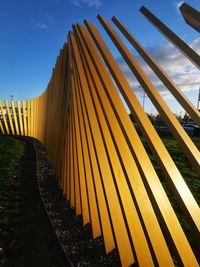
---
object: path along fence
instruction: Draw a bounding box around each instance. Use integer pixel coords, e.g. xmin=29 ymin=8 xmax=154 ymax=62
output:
xmin=0 ymin=4 xmax=200 ymax=266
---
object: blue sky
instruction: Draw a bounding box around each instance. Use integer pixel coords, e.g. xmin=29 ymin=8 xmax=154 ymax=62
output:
xmin=0 ymin=0 xmax=200 ymax=115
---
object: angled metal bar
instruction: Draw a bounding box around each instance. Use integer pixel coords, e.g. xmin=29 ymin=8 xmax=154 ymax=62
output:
xmin=98 ymin=15 xmax=200 ymax=176
xmin=71 ymin=96 xmax=82 ymax=216
xmin=30 ymin=99 xmax=34 ymax=137
xmin=0 ymin=120 xmax=5 ymax=134
xmin=72 ymin=56 xmax=101 ymax=237
xmin=69 ymin=37 xmax=90 ymax=224
xmin=140 ymin=6 xmax=200 ymax=69
xmin=112 ymin=16 xmax=200 ymax=128
xmin=64 ymin=56 xmax=73 ymax=200
xmin=0 ymin=100 xmax=10 ymax=134
xmin=72 ymin=48 xmax=91 ymax=225
xmin=74 ymin=24 xmax=175 ymax=266
xmin=69 ymin=30 xmax=134 ymax=267
xmin=22 ymin=100 xmax=27 ymax=136
xmin=66 ymin=111 xmax=71 ymax=201
xmin=11 ymin=100 xmax=19 ymax=135
xmin=180 ymin=3 xmax=200 ymax=33
xmin=69 ymin=99 xmax=75 ymax=208
xmin=63 ymin=116 xmax=70 ymax=198
xmin=73 ymin=58 xmax=115 ymax=254
xmin=85 ymin=18 xmax=200 ymax=241
xmin=79 ymin=22 xmax=199 ymax=266
xmin=5 ymin=100 xmax=15 ymax=135
xmin=17 ymin=100 xmax=24 ymax=136
xmin=32 ymin=98 xmax=36 ymax=138
xmin=27 ymin=100 xmax=31 ymax=136
xmin=57 ymin=44 xmax=69 ymax=184
xmin=70 ymin=54 xmax=82 ymax=216
xmin=52 ymin=50 xmax=65 ymax=177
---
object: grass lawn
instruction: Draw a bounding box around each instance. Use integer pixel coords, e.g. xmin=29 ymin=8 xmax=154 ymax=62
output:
xmin=141 ymin=132 xmax=200 ymax=257
xmin=142 ymin=134 xmax=200 ymax=204
xmin=0 ymin=136 xmax=24 ymax=225
xmin=0 ymin=133 xmax=199 ymax=261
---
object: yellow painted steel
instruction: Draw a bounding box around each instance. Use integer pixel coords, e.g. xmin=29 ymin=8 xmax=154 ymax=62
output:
xmin=69 ymin=101 xmax=75 ymax=208
xmin=0 ymin=120 xmax=5 ymax=134
xmin=74 ymin=25 xmax=160 ymax=266
xmin=17 ymin=101 xmax=24 ymax=136
xmin=69 ymin=38 xmax=90 ymax=226
xmin=112 ymin=16 xmax=200 ymax=128
xmin=72 ymin=56 xmax=102 ymax=238
xmin=71 ymin=108 xmax=81 ymax=216
xmin=84 ymin=20 xmax=200 ymax=245
xmin=0 ymin=100 xmax=10 ymax=134
xmin=1 ymin=8 xmax=200 ymax=266
xmin=140 ymin=6 xmax=200 ymax=69
xmin=30 ymin=99 xmax=34 ymax=137
xmin=66 ymin=115 xmax=71 ymax=201
xmin=73 ymin=64 xmax=115 ymax=253
xmin=69 ymin=32 xmax=135 ymax=266
xmin=5 ymin=100 xmax=15 ymax=135
xmin=75 ymin=23 xmax=199 ymax=266
xmin=11 ymin=100 xmax=19 ymax=135
xmin=98 ymin=15 xmax=200 ymax=176
xmin=27 ymin=100 xmax=31 ymax=136
xmin=22 ymin=100 xmax=27 ymax=136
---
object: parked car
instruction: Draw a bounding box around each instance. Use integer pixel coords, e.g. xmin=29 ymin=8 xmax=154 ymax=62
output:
xmin=182 ymin=123 xmax=200 ymax=136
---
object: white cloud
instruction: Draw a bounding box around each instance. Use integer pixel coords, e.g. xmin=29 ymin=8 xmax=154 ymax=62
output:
xmin=70 ymin=0 xmax=81 ymax=6
xmin=70 ymin=0 xmax=103 ymax=8
xmin=116 ymin=37 xmax=200 ymax=101
xmin=34 ymin=22 xmax=48 ymax=30
xmin=32 ymin=15 xmax=53 ymax=30
xmin=44 ymin=14 xmax=53 ymax=23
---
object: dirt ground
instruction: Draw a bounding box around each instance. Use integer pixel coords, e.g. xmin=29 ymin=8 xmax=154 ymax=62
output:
xmin=0 ymin=138 xmax=68 ymax=267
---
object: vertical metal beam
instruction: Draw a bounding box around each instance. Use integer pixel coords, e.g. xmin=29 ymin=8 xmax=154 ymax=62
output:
xmin=73 ymin=61 xmax=115 ymax=254
xmin=0 ymin=120 xmax=5 ymax=134
xmin=17 ymin=100 xmax=24 ymax=136
xmin=11 ymin=100 xmax=19 ymax=135
xmin=69 ymin=31 xmax=135 ymax=267
xmin=0 ymin=100 xmax=10 ymax=134
xmin=5 ymin=100 xmax=15 ymax=135
xmin=27 ymin=100 xmax=31 ymax=136
xmin=72 ymin=57 xmax=101 ymax=238
xmin=22 ymin=100 xmax=27 ymax=136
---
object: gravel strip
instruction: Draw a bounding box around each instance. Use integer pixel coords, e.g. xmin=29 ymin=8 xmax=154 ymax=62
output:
xmin=30 ymin=138 xmax=120 ymax=267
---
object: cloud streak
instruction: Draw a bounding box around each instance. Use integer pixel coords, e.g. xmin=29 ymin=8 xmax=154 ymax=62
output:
xmin=32 ymin=14 xmax=53 ymax=30
xmin=70 ymin=0 xmax=103 ymax=8
xmin=34 ymin=22 xmax=48 ymax=30
xmin=116 ymin=37 xmax=200 ymax=99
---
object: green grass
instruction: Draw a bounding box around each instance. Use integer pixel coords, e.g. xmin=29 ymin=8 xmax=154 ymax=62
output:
xmin=142 ymin=134 xmax=200 ymax=204
xmin=0 ymin=135 xmax=24 ymax=223
xmin=141 ymin=133 xmax=200 ymax=254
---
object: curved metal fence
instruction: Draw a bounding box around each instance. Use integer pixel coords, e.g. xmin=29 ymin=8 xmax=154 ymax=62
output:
xmin=0 ymin=5 xmax=199 ymax=266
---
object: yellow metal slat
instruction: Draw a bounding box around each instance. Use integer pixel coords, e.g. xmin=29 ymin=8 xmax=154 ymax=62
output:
xmin=5 ymin=100 xmax=15 ymax=135
xmin=0 ymin=100 xmax=10 ymax=134
xmin=11 ymin=100 xmax=19 ymax=135
xmin=69 ymin=31 xmax=134 ymax=267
